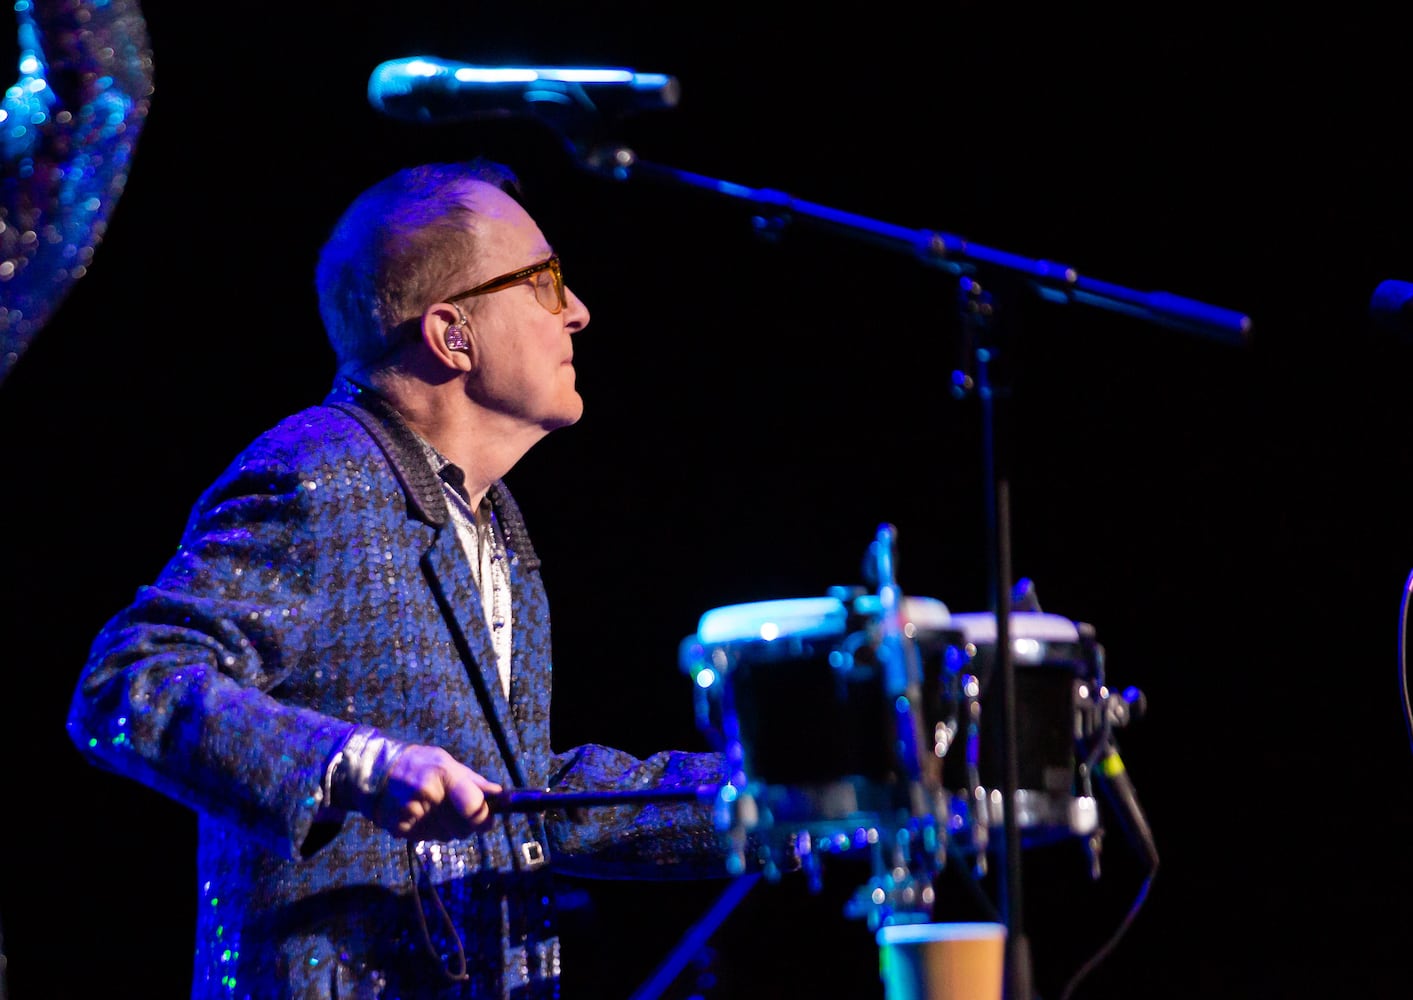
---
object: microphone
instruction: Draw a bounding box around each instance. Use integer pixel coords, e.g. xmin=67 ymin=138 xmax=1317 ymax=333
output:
xmin=368 ymin=58 xmax=680 ymax=137
xmin=1369 ymin=279 xmax=1413 ymax=338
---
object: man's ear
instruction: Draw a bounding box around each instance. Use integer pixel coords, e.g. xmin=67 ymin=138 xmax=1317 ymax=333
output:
xmin=423 ymin=303 xmax=474 ymax=370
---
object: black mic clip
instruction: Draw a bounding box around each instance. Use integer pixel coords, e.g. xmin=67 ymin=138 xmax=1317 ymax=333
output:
xmin=578 ymin=142 xmax=640 ymax=182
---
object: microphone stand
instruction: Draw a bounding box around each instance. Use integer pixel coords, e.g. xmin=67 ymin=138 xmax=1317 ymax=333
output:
xmin=960 ymin=270 xmax=1031 ymax=999
xmin=564 ymin=141 xmax=1253 ymax=1000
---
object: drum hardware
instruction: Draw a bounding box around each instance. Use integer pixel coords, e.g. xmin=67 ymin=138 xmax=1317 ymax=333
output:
xmin=679 ymin=530 xmax=1152 ymax=946
xmin=939 ymin=610 xmax=1148 ymax=883
xmin=679 ymin=525 xmax=955 ymax=923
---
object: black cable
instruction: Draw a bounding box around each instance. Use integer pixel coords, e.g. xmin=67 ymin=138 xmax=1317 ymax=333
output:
xmin=0 ymin=901 xmax=7 ymax=1000
xmin=1399 ymin=568 xmax=1413 ymax=753
xmin=1056 ymin=753 xmax=1160 ymax=1000
xmin=1056 ymin=867 xmax=1157 ymax=1000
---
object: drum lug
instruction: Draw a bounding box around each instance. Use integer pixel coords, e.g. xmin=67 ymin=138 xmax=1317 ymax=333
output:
xmin=1086 ymin=828 xmax=1104 ymax=880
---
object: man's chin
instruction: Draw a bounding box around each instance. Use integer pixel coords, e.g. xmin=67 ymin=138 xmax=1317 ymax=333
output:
xmin=547 ymin=397 xmax=584 ymax=430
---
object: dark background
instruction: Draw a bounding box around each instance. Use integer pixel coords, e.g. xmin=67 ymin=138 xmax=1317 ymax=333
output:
xmin=6 ymin=2 xmax=1413 ymax=997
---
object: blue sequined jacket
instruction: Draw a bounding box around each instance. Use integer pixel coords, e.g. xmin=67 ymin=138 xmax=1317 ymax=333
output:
xmin=67 ymin=378 xmax=730 ymax=999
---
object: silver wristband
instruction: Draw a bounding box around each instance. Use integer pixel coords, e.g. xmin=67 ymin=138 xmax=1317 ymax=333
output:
xmin=322 ymin=725 xmax=408 ymax=815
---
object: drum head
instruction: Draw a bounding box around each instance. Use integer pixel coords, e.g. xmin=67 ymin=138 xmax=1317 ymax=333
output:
xmin=695 ymin=596 xmax=849 ymax=646
xmin=948 ymin=611 xmax=1081 ymax=647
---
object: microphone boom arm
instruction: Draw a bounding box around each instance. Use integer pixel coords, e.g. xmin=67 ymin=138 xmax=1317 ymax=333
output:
xmin=578 ymin=147 xmax=1253 ymax=347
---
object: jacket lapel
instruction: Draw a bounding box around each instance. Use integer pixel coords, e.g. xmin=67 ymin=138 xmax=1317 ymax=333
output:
xmin=423 ymin=524 xmax=529 ymax=788
xmin=483 ymin=482 xmax=547 ymax=781
xmin=327 ymin=383 xmax=531 ymax=787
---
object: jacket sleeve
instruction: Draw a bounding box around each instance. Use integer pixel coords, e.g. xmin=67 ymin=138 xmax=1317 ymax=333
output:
xmin=540 ymin=743 xmax=740 ymax=879
xmin=66 ymin=443 xmax=353 ymax=859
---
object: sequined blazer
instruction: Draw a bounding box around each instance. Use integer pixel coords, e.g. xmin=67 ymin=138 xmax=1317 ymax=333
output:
xmin=67 ymin=377 xmax=730 ymax=1000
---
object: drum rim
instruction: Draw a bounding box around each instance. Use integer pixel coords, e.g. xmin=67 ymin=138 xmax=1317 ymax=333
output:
xmin=696 ymin=596 xmax=848 ymax=645
xmin=948 ymin=611 xmax=1082 ymax=644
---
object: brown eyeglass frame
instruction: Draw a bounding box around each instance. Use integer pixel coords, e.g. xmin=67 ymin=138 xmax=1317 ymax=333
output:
xmin=445 ymin=255 xmax=564 ymax=315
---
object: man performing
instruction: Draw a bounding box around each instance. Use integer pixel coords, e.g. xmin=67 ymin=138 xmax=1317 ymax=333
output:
xmin=68 ymin=159 xmax=733 ymax=999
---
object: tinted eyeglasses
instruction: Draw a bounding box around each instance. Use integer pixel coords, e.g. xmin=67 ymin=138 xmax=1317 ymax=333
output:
xmin=446 ymin=255 xmax=565 ymax=315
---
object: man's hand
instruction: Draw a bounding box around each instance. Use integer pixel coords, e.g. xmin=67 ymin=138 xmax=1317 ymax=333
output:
xmin=367 ymin=744 xmax=503 ymax=842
